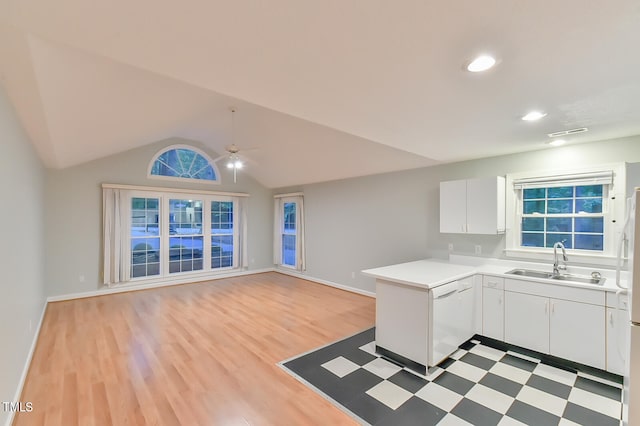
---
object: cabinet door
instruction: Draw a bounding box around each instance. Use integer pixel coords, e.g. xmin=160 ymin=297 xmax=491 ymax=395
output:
xmin=606 ymin=308 xmax=629 ymax=375
xmin=550 ymin=299 xmax=605 ymax=370
xmin=467 ymin=177 xmax=497 ymax=234
xmin=505 ymin=291 xmax=549 ymax=354
xmin=482 ymin=287 xmax=504 ymax=340
xmin=456 ymin=278 xmax=476 ymax=345
xmin=440 ymin=180 xmax=467 ymax=233
xmin=376 ymin=281 xmax=429 ymax=366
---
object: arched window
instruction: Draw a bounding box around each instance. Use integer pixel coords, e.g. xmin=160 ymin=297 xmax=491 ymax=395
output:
xmin=148 ymin=145 xmax=220 ymax=183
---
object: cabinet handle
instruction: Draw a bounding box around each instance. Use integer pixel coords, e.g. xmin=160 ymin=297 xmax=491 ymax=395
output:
xmin=545 ymin=301 xmax=548 ymax=314
xmin=498 ymin=296 xmax=502 ymax=305
xmin=551 ymin=302 xmax=555 ymax=314
xmin=610 ymin=311 xmax=614 ymax=325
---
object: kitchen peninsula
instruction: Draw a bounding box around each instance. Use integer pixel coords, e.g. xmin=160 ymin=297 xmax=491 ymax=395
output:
xmin=362 ymin=259 xmax=477 ymax=374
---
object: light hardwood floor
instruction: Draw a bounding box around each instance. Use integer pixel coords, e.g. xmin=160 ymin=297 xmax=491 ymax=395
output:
xmin=15 ymin=272 xmax=375 ymax=425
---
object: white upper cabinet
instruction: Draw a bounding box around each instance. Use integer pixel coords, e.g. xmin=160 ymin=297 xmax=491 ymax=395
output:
xmin=440 ymin=176 xmax=505 ymax=234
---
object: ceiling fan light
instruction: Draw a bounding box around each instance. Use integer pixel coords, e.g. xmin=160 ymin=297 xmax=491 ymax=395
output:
xmin=234 ymin=160 xmax=243 ymax=169
xmin=227 ymin=161 xmax=234 ymax=169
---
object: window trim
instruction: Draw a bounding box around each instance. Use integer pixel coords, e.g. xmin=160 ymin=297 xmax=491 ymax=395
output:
xmin=103 ymin=183 xmax=248 ymax=287
xmin=504 ymin=163 xmax=626 ymax=266
xmin=273 ymin=193 xmax=306 ymax=271
xmin=147 ymin=144 xmax=221 ymax=185
xmin=127 ymin=190 xmax=239 ymax=280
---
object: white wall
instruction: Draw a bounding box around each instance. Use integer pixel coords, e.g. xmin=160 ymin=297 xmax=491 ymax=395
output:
xmin=280 ymin=137 xmax=640 ymax=293
xmin=0 ymin=86 xmax=46 ymax=424
xmin=44 ymin=138 xmax=273 ymax=297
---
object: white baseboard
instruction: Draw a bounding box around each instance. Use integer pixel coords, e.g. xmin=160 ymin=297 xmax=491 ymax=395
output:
xmin=46 ymin=268 xmax=274 ymax=302
xmin=5 ymin=300 xmax=47 ymax=426
xmin=274 ymin=269 xmax=376 ymax=298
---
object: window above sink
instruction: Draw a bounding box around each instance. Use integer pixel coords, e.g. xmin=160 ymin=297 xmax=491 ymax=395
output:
xmin=504 ymin=163 xmax=626 ymax=267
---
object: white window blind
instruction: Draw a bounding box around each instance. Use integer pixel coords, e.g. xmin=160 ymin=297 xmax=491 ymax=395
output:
xmin=513 ymin=171 xmax=613 ymax=190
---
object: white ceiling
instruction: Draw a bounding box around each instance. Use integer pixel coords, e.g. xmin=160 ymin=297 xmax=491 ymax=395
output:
xmin=1 ymin=0 xmax=639 ymax=188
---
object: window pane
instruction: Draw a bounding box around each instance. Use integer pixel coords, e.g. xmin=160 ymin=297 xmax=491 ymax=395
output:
xmin=522 ymin=233 xmax=544 ymax=247
xmin=575 ymin=217 xmax=604 ymax=233
xmin=547 ymin=199 xmax=573 ymax=214
xmin=520 ymin=183 xmax=605 ymax=253
xmin=548 ymin=187 xmax=574 ymax=198
xmin=575 ymin=198 xmax=602 ymax=213
xmin=169 ymin=236 xmax=203 ymax=273
xmin=522 ymin=218 xmax=544 ymax=232
xmin=132 ymin=197 xmax=146 ymax=209
xmin=282 ymin=234 xmax=296 ymax=266
xmin=546 ymin=234 xmax=572 ymax=248
xmin=212 ymin=235 xmax=233 ymax=269
xmin=575 ymin=235 xmax=604 ymax=251
xmin=524 ymin=188 xmax=545 ymax=199
xmin=211 ymin=201 xmax=233 ymax=233
xmin=131 ymin=238 xmax=160 ymax=265
xmin=131 ymin=197 xmax=160 ymax=237
xmin=151 ymin=147 xmax=217 ymax=181
xmin=170 ymin=199 xmax=203 ymax=235
xmin=576 ymin=185 xmax=603 ymax=197
xmin=524 ymin=200 xmax=545 ymax=214
xmin=546 ymin=218 xmax=572 ymax=233
xmin=130 ymin=197 xmax=161 ymax=278
xmin=284 ymin=202 xmax=296 ymax=231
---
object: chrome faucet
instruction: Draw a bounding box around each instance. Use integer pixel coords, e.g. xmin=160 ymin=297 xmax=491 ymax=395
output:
xmin=553 ymin=241 xmax=568 ymax=276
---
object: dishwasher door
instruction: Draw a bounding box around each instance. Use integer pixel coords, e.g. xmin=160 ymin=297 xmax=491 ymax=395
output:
xmin=431 ymin=278 xmax=475 ymax=366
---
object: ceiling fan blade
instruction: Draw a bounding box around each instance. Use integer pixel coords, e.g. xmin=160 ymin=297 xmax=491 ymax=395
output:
xmin=212 ymin=154 xmax=228 ymax=163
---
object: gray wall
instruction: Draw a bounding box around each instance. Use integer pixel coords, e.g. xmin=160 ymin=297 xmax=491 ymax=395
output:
xmin=0 ymin=86 xmax=46 ymax=421
xmin=44 ymin=138 xmax=273 ymax=297
xmin=281 ymin=137 xmax=640 ymax=293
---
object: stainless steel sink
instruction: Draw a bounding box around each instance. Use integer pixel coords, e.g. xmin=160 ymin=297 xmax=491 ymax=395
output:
xmin=507 ymin=269 xmax=553 ymax=279
xmin=505 ymin=269 xmax=606 ymax=286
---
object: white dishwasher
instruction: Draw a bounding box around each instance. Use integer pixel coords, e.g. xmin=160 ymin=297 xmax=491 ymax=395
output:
xmin=430 ymin=277 xmax=475 ymax=366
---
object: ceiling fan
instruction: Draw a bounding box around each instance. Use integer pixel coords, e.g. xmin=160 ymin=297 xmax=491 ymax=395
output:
xmin=213 ymin=108 xmax=256 ymax=183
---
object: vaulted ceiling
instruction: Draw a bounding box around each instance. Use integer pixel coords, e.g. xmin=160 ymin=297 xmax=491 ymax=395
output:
xmin=1 ymin=1 xmax=639 ymax=188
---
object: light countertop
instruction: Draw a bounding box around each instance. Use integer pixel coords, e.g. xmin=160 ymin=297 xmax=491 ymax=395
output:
xmin=361 ymin=256 xmax=627 ymax=292
xmin=362 ymin=260 xmax=476 ymax=289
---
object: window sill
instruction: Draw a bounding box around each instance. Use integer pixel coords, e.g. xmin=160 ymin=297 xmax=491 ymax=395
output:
xmin=124 ymin=267 xmax=244 ymax=287
xmin=504 ymin=249 xmax=623 ymax=268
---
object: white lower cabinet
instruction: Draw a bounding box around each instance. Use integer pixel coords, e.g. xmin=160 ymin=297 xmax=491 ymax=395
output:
xmin=550 ymin=299 xmax=605 ymax=370
xmin=606 ymin=307 xmax=629 ymax=375
xmin=505 ymin=291 xmax=550 ymax=354
xmin=503 ymin=279 xmax=606 ymax=370
xmin=482 ymin=276 xmax=505 ymax=340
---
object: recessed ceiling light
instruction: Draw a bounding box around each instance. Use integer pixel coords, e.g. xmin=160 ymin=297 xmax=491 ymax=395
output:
xmin=522 ymin=111 xmax=547 ymax=121
xmin=548 ymin=139 xmax=566 ymax=147
xmin=466 ymin=55 xmax=496 ymax=72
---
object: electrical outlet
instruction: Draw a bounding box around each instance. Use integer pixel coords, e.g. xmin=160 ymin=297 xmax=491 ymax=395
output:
xmin=475 ymin=245 xmax=482 ymax=255
xmin=448 ymin=243 xmax=454 ymax=252
xmin=351 ymin=271 xmax=356 ymax=279
xmin=79 ymin=275 xmax=85 ymax=283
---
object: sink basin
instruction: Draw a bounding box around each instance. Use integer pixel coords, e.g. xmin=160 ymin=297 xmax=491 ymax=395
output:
xmin=505 ymin=269 xmax=606 ymax=286
xmin=507 ymin=269 xmax=553 ymax=279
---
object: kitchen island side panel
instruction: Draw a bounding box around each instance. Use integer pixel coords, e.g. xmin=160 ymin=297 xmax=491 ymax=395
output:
xmin=375 ymin=279 xmax=430 ymax=366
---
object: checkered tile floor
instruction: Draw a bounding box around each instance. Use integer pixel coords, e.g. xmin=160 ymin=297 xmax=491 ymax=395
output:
xmin=280 ymin=328 xmax=623 ymax=425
